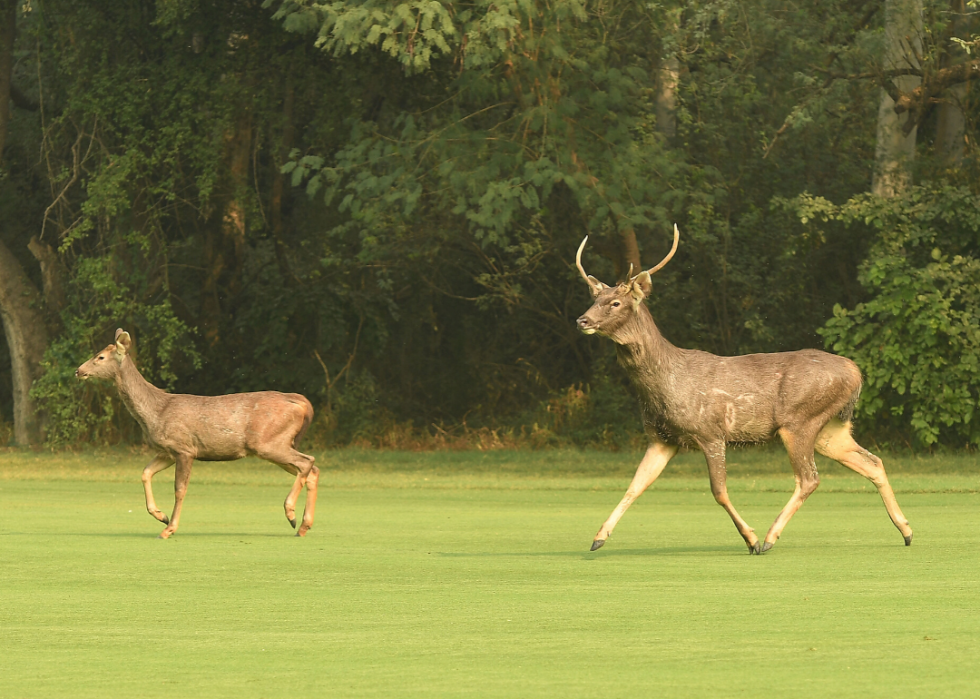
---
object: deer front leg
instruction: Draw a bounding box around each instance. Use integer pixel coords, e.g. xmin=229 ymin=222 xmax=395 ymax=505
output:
xmin=159 ymin=455 xmax=193 ymax=539
xmin=591 ymin=440 xmax=677 ymax=551
xmin=701 ymin=442 xmax=760 ymax=554
xmin=142 ymin=455 xmax=175 ymax=525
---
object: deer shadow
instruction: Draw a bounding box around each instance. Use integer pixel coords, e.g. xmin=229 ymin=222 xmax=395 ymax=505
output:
xmin=434 ymin=545 xmax=741 ymax=559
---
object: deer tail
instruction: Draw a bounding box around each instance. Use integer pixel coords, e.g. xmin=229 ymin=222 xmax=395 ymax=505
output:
xmin=838 ymin=385 xmax=860 ymax=424
xmin=293 ymin=397 xmax=315 ymax=448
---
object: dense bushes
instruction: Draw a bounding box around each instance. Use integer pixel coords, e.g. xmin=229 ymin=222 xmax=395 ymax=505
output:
xmin=3 ymin=1 xmax=980 ymax=450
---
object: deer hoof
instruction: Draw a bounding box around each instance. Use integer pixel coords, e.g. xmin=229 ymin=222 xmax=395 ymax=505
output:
xmin=590 ymin=539 xmax=605 ymax=551
xmin=749 ymin=541 xmax=761 ymax=555
xmin=161 ymin=515 xmax=170 ymax=526
xmin=761 ymin=541 xmax=773 ymax=553
xmin=904 ymin=533 xmax=913 ymax=546
xmin=158 ymin=530 xmax=173 ymax=540
xmin=288 ymin=517 xmax=296 ymax=529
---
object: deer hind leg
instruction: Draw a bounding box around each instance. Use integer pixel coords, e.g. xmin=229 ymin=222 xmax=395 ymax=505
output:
xmin=763 ymin=427 xmax=821 ymax=552
xmin=702 ymin=442 xmax=760 ymax=554
xmin=262 ymin=448 xmax=318 ymax=536
xmin=141 ymin=455 xmax=175 ymax=525
xmin=297 ymin=461 xmax=319 ymax=537
xmin=158 ymin=455 xmax=194 ymax=539
xmin=815 ymin=419 xmax=912 ymax=545
xmin=591 ymin=440 xmax=677 ymax=551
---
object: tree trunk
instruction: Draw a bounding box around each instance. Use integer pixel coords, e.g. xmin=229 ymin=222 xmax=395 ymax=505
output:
xmin=271 ymin=79 xmax=296 ymax=285
xmin=871 ymin=0 xmax=923 ymax=197
xmin=28 ymin=236 xmax=67 ymax=328
xmin=655 ymin=56 xmax=679 ymax=142
xmin=618 ymin=226 xmax=642 ymax=280
xmin=935 ymin=83 xmax=967 ymax=165
xmin=0 ymin=241 xmax=49 ymax=445
xmin=1 ymin=1 xmax=49 ymax=445
xmin=935 ymin=0 xmax=969 ymax=165
xmin=223 ymin=113 xmax=251 ymax=300
xmin=0 ymin=0 xmax=14 ymax=158
xmin=200 ymin=111 xmax=252 ymax=346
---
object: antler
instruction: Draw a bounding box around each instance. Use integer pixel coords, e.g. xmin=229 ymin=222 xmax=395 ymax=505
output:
xmin=576 ymin=236 xmax=606 ymax=294
xmin=578 ymin=225 xmax=679 ymax=291
xmin=644 ymin=224 xmax=680 ymax=276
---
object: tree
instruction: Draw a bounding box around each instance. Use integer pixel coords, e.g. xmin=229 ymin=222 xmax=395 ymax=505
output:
xmin=784 ymin=0 xmax=980 ymax=445
xmin=2 ymin=0 xmax=976 ymax=449
xmin=0 ymin=0 xmax=49 ymax=445
xmin=872 ymin=0 xmax=923 ymax=197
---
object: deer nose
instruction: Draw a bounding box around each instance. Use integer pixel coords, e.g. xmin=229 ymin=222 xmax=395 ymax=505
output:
xmin=577 ymin=316 xmax=592 ymax=329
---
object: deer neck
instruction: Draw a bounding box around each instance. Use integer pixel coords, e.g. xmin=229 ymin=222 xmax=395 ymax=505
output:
xmin=114 ymin=357 xmax=169 ymax=437
xmin=612 ymin=305 xmax=680 ymax=396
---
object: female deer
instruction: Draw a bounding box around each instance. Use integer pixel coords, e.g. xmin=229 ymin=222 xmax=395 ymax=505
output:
xmin=76 ymin=329 xmax=318 ymax=538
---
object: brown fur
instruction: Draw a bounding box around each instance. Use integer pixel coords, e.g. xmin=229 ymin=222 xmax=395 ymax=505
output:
xmin=76 ymin=328 xmax=319 ymax=538
xmin=576 ymin=235 xmax=912 ymax=553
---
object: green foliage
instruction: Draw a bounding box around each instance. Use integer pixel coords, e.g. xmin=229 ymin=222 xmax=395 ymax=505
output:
xmin=519 ymin=351 xmax=641 ymax=449
xmin=277 ymin=0 xmax=676 ymax=247
xmin=5 ymin=0 xmax=980 ymax=451
xmin=798 ymin=186 xmax=980 ymax=446
xmin=271 ymin=0 xmax=458 ymax=71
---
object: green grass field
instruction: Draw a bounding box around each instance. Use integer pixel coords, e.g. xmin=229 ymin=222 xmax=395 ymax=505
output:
xmin=1 ymin=447 xmax=978 ymax=698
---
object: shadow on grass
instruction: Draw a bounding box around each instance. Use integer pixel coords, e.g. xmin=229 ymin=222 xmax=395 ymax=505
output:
xmin=434 ymin=545 xmax=739 ymax=559
xmin=0 ymin=531 xmax=299 ymax=538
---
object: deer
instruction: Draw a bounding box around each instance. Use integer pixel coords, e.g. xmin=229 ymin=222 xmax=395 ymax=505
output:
xmin=575 ymin=225 xmax=912 ymax=554
xmin=75 ymin=328 xmax=318 ymax=539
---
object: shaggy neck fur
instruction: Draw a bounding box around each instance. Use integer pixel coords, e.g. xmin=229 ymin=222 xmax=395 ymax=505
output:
xmin=606 ymin=303 xmax=687 ymax=420
xmin=611 ymin=303 xmax=679 ymax=373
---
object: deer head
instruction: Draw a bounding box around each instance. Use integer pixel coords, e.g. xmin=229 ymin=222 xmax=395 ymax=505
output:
xmin=575 ymin=225 xmax=679 ymax=339
xmin=75 ymin=328 xmax=133 ymax=380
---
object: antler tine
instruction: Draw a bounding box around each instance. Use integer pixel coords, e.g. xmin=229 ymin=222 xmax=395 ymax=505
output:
xmin=576 ymin=236 xmax=599 ymax=289
xmin=646 ymin=223 xmax=680 ymax=276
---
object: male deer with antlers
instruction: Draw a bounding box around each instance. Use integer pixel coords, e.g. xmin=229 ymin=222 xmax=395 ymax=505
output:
xmin=575 ymin=226 xmax=912 ymax=553
xmin=76 ymin=329 xmax=318 ymax=538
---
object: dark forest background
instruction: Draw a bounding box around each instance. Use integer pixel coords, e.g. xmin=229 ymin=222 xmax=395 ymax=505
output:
xmin=2 ymin=0 xmax=979 ymax=450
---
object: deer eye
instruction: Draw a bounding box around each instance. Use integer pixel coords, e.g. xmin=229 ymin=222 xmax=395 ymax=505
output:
xmin=97 ymin=355 xmax=104 ymax=360
xmin=611 ymin=300 xmax=622 ymax=308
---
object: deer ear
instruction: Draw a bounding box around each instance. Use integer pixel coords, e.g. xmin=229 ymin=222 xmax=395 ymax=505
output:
xmin=629 ymin=272 xmax=652 ymax=302
xmin=587 ymin=276 xmax=607 ymax=298
xmin=114 ymin=330 xmax=132 ymax=356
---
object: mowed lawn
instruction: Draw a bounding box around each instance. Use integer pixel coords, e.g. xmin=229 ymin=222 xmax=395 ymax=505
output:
xmin=1 ymin=448 xmax=978 ymax=698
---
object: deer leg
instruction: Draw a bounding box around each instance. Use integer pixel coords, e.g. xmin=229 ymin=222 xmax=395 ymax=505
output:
xmin=262 ymin=448 xmax=317 ymax=534
xmin=273 ymin=462 xmax=301 ymax=528
xmin=763 ymin=428 xmax=820 ymax=552
xmin=701 ymin=442 xmax=760 ymax=554
xmin=816 ymin=419 xmax=912 ymax=545
xmin=297 ymin=462 xmax=319 ymax=537
xmin=159 ymin=455 xmax=194 ymax=539
xmin=591 ymin=440 xmax=677 ymax=551
xmin=141 ymin=455 xmax=175 ymax=525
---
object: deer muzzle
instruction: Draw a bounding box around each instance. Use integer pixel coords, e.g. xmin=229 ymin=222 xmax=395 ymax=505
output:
xmin=577 ymin=315 xmax=598 ymax=335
